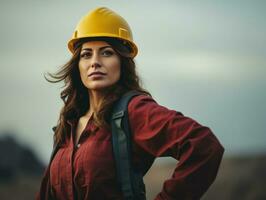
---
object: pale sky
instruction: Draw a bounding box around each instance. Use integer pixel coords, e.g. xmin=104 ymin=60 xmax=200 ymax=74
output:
xmin=1 ymin=0 xmax=265 ymax=163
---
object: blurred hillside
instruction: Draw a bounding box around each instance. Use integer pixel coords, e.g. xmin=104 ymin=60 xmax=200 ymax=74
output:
xmin=0 ymin=135 xmax=265 ymax=200
xmin=0 ymin=134 xmax=44 ymax=200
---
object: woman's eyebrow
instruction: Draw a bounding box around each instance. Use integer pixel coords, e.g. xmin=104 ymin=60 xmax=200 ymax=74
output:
xmin=81 ymin=45 xmax=112 ymax=51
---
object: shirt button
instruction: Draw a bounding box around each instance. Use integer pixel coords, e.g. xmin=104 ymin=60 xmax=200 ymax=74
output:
xmin=77 ymin=144 xmax=81 ymax=148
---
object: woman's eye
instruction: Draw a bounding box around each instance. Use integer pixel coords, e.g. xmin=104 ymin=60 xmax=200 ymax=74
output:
xmin=102 ymin=50 xmax=114 ymax=56
xmin=80 ymin=52 xmax=91 ymax=58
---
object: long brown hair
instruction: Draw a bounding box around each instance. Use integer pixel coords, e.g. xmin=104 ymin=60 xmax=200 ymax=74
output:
xmin=44 ymin=37 xmax=150 ymax=145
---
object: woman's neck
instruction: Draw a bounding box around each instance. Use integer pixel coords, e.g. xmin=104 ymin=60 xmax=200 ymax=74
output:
xmin=86 ymin=90 xmax=105 ymax=115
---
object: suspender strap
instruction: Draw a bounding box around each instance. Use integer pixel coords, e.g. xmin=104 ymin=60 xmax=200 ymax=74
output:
xmin=111 ymin=90 xmax=143 ymax=200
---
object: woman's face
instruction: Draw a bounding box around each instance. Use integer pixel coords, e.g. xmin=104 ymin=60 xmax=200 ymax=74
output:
xmin=78 ymin=41 xmax=121 ymax=91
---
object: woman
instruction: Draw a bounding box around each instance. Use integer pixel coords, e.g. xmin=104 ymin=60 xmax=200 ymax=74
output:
xmin=37 ymin=7 xmax=224 ymax=200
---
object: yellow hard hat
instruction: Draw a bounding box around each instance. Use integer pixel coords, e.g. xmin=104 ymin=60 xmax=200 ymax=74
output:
xmin=68 ymin=7 xmax=138 ymax=58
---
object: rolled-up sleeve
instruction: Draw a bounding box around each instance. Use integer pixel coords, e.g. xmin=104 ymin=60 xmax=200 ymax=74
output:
xmin=128 ymin=95 xmax=224 ymax=200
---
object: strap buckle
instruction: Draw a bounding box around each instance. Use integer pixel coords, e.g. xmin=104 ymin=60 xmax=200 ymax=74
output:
xmin=112 ymin=111 xmax=124 ymax=119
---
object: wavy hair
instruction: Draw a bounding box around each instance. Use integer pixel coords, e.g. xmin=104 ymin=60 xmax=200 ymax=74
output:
xmin=44 ymin=37 xmax=150 ymax=145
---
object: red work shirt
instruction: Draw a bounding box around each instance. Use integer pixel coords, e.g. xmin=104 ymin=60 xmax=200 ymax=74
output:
xmin=36 ymin=95 xmax=224 ymax=200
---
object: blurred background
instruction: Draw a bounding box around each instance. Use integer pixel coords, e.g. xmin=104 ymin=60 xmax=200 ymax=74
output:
xmin=0 ymin=0 xmax=265 ymax=199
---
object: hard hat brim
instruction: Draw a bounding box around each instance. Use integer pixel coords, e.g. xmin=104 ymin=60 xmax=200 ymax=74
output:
xmin=68 ymin=35 xmax=138 ymax=58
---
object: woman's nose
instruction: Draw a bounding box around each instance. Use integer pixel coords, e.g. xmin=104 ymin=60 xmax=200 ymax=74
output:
xmin=91 ymin=62 xmax=101 ymax=68
xmin=91 ymin=53 xmax=101 ymax=68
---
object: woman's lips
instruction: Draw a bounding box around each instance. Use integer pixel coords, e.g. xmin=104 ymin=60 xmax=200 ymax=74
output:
xmin=88 ymin=72 xmax=106 ymax=77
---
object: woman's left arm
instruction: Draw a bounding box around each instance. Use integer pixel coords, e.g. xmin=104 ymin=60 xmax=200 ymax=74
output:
xmin=128 ymin=95 xmax=224 ymax=200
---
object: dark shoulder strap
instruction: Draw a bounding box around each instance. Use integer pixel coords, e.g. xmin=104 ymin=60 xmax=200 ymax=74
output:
xmin=111 ymin=90 xmax=145 ymax=200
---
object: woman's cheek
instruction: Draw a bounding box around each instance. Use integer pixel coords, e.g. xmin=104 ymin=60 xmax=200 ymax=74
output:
xmin=79 ymin=66 xmax=87 ymax=82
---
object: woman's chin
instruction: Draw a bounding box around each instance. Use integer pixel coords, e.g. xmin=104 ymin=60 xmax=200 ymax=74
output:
xmin=86 ymin=84 xmax=114 ymax=91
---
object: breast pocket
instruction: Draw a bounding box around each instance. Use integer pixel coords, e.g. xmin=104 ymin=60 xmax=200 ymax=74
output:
xmin=81 ymin=140 xmax=116 ymax=185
